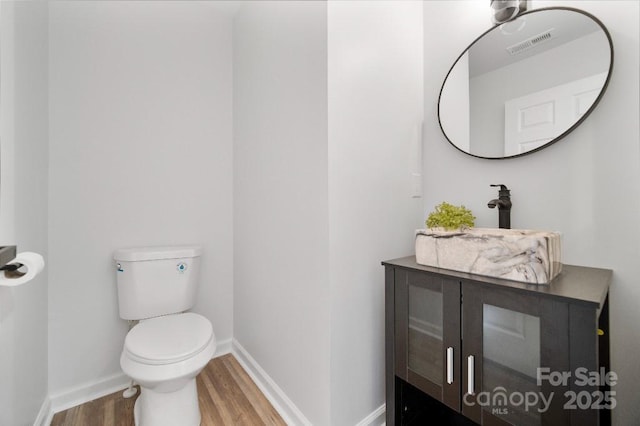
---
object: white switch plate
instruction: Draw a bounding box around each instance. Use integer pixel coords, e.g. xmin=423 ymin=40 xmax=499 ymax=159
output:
xmin=411 ymin=172 xmax=422 ymax=198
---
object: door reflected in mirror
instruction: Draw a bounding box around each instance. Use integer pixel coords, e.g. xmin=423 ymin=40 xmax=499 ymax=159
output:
xmin=438 ymin=7 xmax=613 ymax=159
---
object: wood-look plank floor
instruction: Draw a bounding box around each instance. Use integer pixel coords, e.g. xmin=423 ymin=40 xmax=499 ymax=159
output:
xmin=51 ymin=354 xmax=286 ymax=426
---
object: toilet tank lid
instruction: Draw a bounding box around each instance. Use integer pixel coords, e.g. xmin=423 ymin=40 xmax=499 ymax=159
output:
xmin=114 ymin=246 xmax=202 ymax=262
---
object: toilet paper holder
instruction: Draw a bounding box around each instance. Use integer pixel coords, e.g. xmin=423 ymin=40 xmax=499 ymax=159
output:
xmin=0 ymin=246 xmax=17 ymax=270
xmin=0 ymin=262 xmax=24 ymax=272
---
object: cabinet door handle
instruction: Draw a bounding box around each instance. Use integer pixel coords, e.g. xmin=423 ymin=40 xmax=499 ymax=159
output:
xmin=446 ymin=347 xmax=454 ymax=384
xmin=467 ymin=355 xmax=475 ymax=395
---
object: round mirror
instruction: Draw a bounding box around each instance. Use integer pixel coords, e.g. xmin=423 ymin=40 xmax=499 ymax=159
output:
xmin=438 ymin=7 xmax=613 ymax=159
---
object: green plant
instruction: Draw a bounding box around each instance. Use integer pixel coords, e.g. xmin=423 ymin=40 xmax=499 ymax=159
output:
xmin=426 ymin=202 xmax=475 ymax=231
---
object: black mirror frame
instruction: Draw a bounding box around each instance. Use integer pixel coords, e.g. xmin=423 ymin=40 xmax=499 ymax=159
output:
xmin=437 ymin=6 xmax=614 ymax=160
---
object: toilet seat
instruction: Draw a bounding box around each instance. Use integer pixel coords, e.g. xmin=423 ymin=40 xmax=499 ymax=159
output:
xmin=124 ymin=312 xmax=213 ymax=365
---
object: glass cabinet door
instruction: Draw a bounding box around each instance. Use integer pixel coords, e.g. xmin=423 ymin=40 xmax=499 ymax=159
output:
xmin=462 ymin=282 xmax=570 ymax=426
xmin=408 ymin=284 xmax=444 ymax=386
xmin=482 ymin=303 xmax=541 ymax=425
xmin=395 ymin=270 xmax=460 ymax=411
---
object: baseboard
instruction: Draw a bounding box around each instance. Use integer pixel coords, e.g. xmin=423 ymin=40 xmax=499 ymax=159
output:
xmin=355 ymin=403 xmax=386 ymax=426
xmin=49 ymin=371 xmax=131 ymax=415
xmin=33 ymin=396 xmax=52 ymax=426
xmin=232 ymin=339 xmax=312 ymax=426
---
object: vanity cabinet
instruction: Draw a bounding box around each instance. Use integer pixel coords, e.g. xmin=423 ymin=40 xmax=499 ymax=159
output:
xmin=384 ymin=256 xmax=611 ymax=426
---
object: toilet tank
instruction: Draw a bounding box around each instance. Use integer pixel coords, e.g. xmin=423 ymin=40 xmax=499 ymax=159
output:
xmin=114 ymin=246 xmax=202 ymax=320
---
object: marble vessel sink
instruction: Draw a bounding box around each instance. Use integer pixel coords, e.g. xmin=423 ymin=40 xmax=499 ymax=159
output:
xmin=415 ymin=228 xmax=562 ymax=284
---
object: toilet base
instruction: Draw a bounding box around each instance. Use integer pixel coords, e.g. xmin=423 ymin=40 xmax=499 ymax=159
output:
xmin=133 ymin=378 xmax=201 ymax=426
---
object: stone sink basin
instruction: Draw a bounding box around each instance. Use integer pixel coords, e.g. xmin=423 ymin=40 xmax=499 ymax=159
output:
xmin=415 ymin=228 xmax=562 ymax=284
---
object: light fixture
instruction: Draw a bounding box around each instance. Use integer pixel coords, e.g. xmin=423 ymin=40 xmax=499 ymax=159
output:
xmin=490 ymin=0 xmax=529 ymax=25
xmin=499 ymin=16 xmax=527 ymax=35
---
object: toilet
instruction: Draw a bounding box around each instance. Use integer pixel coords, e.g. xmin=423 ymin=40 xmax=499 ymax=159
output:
xmin=114 ymin=246 xmax=216 ymax=426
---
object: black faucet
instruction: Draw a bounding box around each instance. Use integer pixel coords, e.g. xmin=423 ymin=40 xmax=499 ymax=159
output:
xmin=488 ymin=184 xmax=512 ymax=229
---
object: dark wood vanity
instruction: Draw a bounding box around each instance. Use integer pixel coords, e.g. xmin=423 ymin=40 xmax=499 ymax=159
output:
xmin=383 ymin=256 xmax=612 ymax=426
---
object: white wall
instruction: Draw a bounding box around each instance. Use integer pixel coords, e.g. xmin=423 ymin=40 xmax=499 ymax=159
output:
xmin=0 ymin=1 xmax=50 ymax=424
xmin=328 ymin=1 xmax=424 ymax=424
xmin=423 ymin=1 xmax=640 ymax=425
xmin=233 ymin=2 xmax=331 ymax=424
xmin=233 ymin=2 xmax=424 ymax=424
xmin=48 ymin=0 xmax=234 ymax=399
xmin=0 ymin=2 xmax=16 ymax=245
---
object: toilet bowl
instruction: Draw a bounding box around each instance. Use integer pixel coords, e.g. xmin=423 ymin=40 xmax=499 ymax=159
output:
xmin=121 ymin=312 xmax=216 ymax=426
